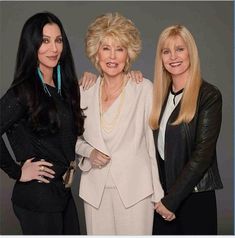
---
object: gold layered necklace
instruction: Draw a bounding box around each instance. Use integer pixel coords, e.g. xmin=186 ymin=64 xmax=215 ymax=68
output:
xmin=99 ymin=76 xmax=127 ymax=133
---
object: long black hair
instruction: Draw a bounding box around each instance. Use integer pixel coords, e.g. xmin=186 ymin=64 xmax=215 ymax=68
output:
xmin=11 ymin=12 xmax=84 ymax=136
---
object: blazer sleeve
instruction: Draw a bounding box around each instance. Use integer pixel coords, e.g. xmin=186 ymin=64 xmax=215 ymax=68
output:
xmin=144 ymin=82 xmax=164 ymax=203
xmin=161 ymin=85 xmax=222 ymax=212
xmin=75 ymin=136 xmax=94 ymax=172
xmin=0 ymin=89 xmax=26 ymax=180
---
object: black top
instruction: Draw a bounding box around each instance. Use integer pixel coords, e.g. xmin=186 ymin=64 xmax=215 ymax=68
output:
xmin=154 ymin=81 xmax=223 ymax=212
xmin=0 ymin=85 xmax=77 ymax=212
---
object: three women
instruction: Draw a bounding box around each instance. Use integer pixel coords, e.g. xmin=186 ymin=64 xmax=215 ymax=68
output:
xmin=1 ymin=11 xmax=223 ymax=236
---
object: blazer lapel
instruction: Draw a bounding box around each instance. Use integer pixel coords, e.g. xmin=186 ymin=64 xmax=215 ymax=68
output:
xmin=83 ymin=76 xmax=110 ymax=156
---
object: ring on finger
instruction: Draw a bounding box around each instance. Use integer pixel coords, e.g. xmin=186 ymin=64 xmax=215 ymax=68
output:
xmin=40 ymin=166 xmax=45 ymax=171
xmin=37 ymin=175 xmax=43 ymax=183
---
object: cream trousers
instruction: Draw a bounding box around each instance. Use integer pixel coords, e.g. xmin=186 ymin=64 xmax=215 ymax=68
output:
xmin=84 ymin=187 xmax=154 ymax=235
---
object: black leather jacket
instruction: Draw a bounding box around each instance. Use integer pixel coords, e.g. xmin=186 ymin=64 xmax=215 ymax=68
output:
xmin=153 ymin=80 xmax=223 ymax=212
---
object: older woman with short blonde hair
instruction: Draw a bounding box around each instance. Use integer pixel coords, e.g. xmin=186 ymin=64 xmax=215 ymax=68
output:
xmin=76 ymin=12 xmax=163 ymax=235
xmin=85 ymin=12 xmax=142 ymax=74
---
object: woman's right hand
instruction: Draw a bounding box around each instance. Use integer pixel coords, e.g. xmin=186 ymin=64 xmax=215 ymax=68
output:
xmin=89 ymin=149 xmax=111 ymax=169
xmin=20 ymin=158 xmax=55 ymax=183
xmin=127 ymin=70 xmax=143 ymax=83
xmin=79 ymin=72 xmax=97 ymax=90
xmin=154 ymin=201 xmax=176 ymax=222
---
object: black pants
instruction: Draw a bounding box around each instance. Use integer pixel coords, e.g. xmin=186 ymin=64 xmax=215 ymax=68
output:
xmin=13 ymin=195 xmax=80 ymax=235
xmin=153 ymin=191 xmax=217 ymax=235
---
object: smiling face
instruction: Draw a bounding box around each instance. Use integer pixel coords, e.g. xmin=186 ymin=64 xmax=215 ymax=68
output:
xmin=97 ymin=36 xmax=128 ymax=78
xmin=37 ymin=23 xmax=63 ymax=73
xmin=161 ymin=35 xmax=190 ymax=80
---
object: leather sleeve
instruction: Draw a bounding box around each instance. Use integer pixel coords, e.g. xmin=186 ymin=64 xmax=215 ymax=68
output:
xmin=161 ymin=84 xmax=222 ymax=212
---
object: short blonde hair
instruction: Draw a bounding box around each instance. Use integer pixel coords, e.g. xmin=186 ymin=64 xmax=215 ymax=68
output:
xmin=85 ymin=12 xmax=142 ymax=73
xmin=150 ymin=24 xmax=202 ymax=129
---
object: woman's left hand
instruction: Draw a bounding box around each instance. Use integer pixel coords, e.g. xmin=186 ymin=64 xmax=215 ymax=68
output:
xmin=89 ymin=149 xmax=111 ymax=169
xmin=154 ymin=201 xmax=176 ymax=221
xmin=79 ymin=72 xmax=97 ymax=90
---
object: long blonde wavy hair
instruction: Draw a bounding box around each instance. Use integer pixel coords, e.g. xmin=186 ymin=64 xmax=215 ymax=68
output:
xmin=149 ymin=25 xmax=202 ymax=129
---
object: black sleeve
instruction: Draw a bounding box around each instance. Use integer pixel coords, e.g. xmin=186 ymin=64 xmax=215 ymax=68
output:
xmin=0 ymin=89 xmax=27 ymax=180
xmin=161 ymin=86 xmax=222 ymax=212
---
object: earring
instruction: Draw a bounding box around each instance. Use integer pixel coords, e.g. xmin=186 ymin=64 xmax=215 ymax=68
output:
xmin=57 ymin=64 xmax=62 ymax=95
xmin=37 ymin=67 xmax=52 ymax=96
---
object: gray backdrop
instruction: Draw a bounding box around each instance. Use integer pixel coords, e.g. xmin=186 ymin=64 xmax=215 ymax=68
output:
xmin=0 ymin=1 xmax=233 ymax=235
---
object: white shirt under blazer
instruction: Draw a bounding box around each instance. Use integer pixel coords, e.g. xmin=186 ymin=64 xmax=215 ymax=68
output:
xmin=76 ymin=76 xmax=164 ymax=208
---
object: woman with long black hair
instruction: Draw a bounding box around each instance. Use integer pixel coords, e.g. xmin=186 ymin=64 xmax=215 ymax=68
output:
xmin=0 ymin=12 xmax=84 ymax=235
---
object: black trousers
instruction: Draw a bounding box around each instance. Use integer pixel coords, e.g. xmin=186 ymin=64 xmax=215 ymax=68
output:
xmin=13 ymin=195 xmax=80 ymax=235
xmin=153 ymin=190 xmax=217 ymax=235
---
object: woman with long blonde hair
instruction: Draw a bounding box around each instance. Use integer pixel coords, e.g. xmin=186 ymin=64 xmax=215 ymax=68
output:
xmin=150 ymin=25 xmax=223 ymax=235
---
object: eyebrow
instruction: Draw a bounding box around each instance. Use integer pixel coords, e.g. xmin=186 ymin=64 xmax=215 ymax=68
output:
xmin=42 ymin=34 xmax=62 ymax=38
xmin=162 ymin=45 xmax=185 ymax=49
xmin=175 ymin=45 xmax=185 ymax=47
xmin=101 ymin=43 xmax=124 ymax=48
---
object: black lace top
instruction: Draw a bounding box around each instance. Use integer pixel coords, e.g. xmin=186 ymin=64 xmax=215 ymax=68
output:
xmin=0 ymin=86 xmax=77 ymax=212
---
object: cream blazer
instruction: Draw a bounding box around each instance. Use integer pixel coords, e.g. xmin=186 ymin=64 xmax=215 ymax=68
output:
xmin=76 ymin=77 xmax=163 ymax=208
